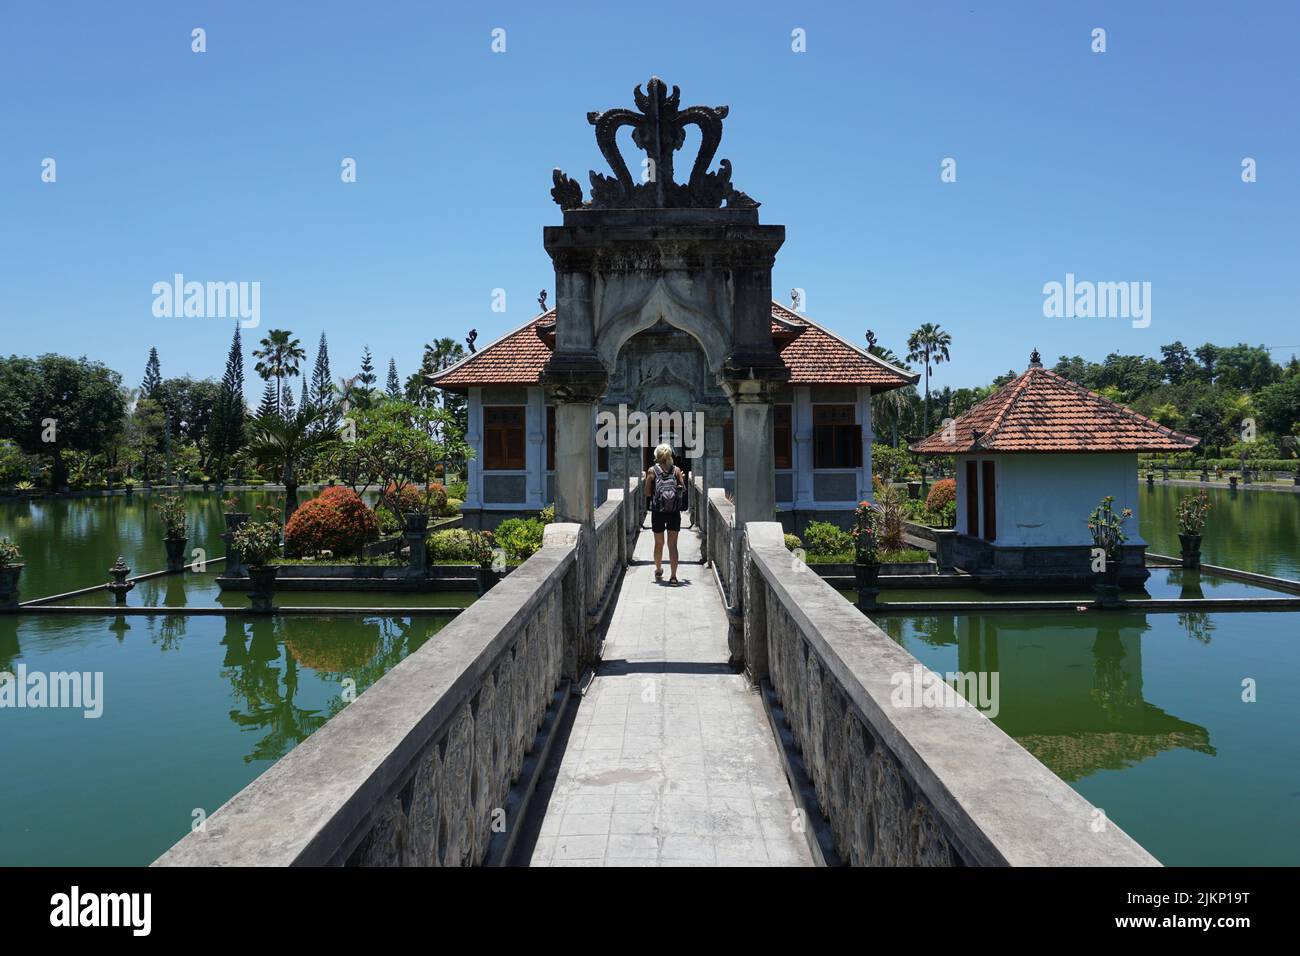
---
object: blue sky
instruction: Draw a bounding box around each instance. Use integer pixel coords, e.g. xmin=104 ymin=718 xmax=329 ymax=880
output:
xmin=2 ymin=0 xmax=1296 ymax=398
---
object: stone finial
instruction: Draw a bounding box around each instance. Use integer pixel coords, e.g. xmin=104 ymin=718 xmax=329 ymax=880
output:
xmin=538 ymin=289 xmax=548 ymax=313
xmin=790 ymin=288 xmax=801 ymax=310
xmin=1029 ymin=348 xmax=1043 ymax=368
xmin=866 ymin=329 xmax=878 ymax=351
xmin=553 ymin=76 xmax=757 ymax=210
xmin=466 ymin=329 xmax=478 ymax=354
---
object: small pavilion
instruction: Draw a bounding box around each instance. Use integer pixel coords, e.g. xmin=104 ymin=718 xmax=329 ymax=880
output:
xmin=910 ymin=351 xmax=1200 ymax=587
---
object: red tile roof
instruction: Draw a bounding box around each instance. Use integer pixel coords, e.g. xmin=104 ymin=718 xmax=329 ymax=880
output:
xmin=429 ymin=304 xmax=918 ymax=391
xmin=909 ymin=365 xmax=1200 ymax=455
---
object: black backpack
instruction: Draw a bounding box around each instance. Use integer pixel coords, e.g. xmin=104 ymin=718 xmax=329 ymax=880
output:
xmin=651 ymin=463 xmax=681 ymax=513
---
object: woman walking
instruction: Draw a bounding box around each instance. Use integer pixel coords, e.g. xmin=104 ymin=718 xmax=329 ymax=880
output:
xmin=645 ymin=443 xmax=685 ymax=584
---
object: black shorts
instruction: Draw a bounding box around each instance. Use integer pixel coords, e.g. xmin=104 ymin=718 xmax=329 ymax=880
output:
xmin=651 ymin=509 xmax=681 ymax=533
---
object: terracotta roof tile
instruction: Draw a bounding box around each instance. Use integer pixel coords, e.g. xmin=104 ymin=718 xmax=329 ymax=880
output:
xmin=429 ymin=304 xmax=917 ymax=391
xmin=909 ymin=366 xmax=1200 ymax=455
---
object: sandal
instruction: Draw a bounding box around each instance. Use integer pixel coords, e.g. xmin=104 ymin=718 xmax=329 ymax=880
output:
xmin=655 ymin=568 xmax=663 ymax=581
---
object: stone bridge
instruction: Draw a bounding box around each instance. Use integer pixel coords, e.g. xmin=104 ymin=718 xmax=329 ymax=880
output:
xmin=157 ymin=77 xmax=1158 ymax=867
xmin=157 ymin=478 xmax=1157 ymax=867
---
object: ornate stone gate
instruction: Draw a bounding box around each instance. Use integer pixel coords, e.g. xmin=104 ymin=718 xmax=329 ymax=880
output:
xmin=541 ymin=76 xmax=788 ymax=537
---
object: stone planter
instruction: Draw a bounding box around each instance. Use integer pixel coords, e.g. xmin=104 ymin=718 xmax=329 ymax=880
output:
xmin=164 ymin=537 xmax=188 ymax=573
xmin=1093 ymin=558 xmax=1123 ymax=608
xmin=1229 ymin=475 xmax=1238 ymax=490
xmin=0 ymin=564 xmax=23 ymax=608
xmin=246 ymin=564 xmax=279 ymax=613
xmin=906 ymin=481 xmax=921 ymax=500
xmin=403 ymin=513 xmax=430 ymax=578
xmin=854 ymin=561 xmax=880 ymax=611
xmin=476 ymin=566 xmax=501 ymax=597
xmin=223 ymin=513 xmax=250 ymax=577
xmin=931 ymin=528 xmax=956 ymax=574
xmin=1178 ymin=532 xmax=1202 ymax=569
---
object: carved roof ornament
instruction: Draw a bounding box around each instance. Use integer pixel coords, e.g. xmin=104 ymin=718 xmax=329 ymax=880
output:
xmin=1029 ymin=348 xmax=1043 ymax=368
xmin=551 ymin=76 xmax=758 ymax=211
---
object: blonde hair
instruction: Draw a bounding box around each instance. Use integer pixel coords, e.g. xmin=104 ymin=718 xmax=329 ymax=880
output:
xmin=653 ymin=443 xmax=674 ymax=467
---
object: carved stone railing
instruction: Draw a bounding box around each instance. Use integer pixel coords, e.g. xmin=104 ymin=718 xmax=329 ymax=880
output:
xmin=155 ymin=524 xmax=591 ymax=868
xmin=742 ymin=521 xmax=1159 ymax=867
xmin=705 ymin=488 xmax=736 ymax=605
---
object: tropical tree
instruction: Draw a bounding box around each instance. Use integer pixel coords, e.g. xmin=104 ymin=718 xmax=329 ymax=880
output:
xmin=211 ymin=325 xmax=247 ymax=483
xmin=245 ymin=405 xmax=338 ymax=525
xmin=354 ymin=346 xmax=378 ymax=410
xmin=0 ymin=354 xmax=125 ymax=491
xmin=310 ymin=333 xmax=338 ymax=433
xmin=141 ymin=347 xmax=162 ymax=397
xmin=386 ymin=358 xmax=402 ymax=399
xmin=252 ymin=329 xmax=306 ymax=419
xmin=905 ymin=323 xmax=953 ymax=436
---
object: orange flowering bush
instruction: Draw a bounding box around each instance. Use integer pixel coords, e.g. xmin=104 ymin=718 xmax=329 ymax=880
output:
xmin=285 ymin=486 xmax=379 ymax=558
xmin=925 ymin=478 xmax=956 ymax=513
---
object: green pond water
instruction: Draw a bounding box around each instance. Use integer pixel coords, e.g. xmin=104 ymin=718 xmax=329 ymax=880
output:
xmin=0 ymin=490 xmax=471 ymax=866
xmin=875 ymin=610 xmax=1300 ymax=866
xmin=1139 ymin=482 xmax=1300 ymax=579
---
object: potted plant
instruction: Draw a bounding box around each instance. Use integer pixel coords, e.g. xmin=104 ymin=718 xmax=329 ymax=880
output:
xmin=471 ymin=530 xmax=499 ymax=595
xmin=154 ymin=493 xmax=189 ymax=572
xmin=850 ymin=500 xmax=881 ymax=607
xmin=0 ymin=538 xmax=23 ymax=608
xmin=232 ymin=510 xmax=283 ymax=612
xmin=1176 ymin=490 xmax=1211 ymax=569
xmin=1087 ymin=495 xmax=1131 ymax=606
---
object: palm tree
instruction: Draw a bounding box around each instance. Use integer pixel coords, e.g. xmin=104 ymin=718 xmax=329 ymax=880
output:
xmin=252 ymin=330 xmax=306 ymax=419
xmin=906 ymin=323 xmax=953 ymax=436
xmin=866 ymin=339 xmax=913 ymax=448
xmin=246 ymin=404 xmax=337 ymax=524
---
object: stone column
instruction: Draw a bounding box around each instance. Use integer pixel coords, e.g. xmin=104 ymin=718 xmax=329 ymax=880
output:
xmin=725 ymin=380 xmax=779 ymax=528
xmin=553 ymin=399 xmax=598 ymax=525
xmin=464 ymin=389 xmax=483 ymax=525
xmin=792 ymin=386 xmax=814 ymax=508
xmin=525 ymin=387 xmax=546 ymax=508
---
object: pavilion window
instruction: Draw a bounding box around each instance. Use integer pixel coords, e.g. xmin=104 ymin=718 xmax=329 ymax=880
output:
xmin=483 ymin=406 xmax=526 ymax=471
xmin=813 ymin=404 xmax=862 ymax=469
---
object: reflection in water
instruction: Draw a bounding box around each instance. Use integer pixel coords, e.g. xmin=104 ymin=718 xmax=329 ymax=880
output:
xmin=0 ymin=618 xmax=18 ymax=672
xmin=218 ymin=615 xmax=434 ymax=764
xmin=886 ymin=614 xmax=1215 ymax=783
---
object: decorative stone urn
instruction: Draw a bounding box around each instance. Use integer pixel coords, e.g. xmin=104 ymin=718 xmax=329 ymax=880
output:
xmin=164 ymin=537 xmax=188 ymax=573
xmin=854 ymin=560 xmax=881 ymax=611
xmin=223 ymin=513 xmax=250 ymax=577
xmin=246 ymin=565 xmax=279 ymax=613
xmin=1229 ymin=475 xmax=1238 ymax=491
xmin=0 ymin=563 xmax=23 ymax=609
xmin=106 ymin=556 xmax=135 ymax=604
xmin=403 ymin=513 xmax=430 ymax=578
xmin=906 ymin=480 xmax=921 ymax=501
xmin=1178 ymin=532 xmax=1202 ymax=569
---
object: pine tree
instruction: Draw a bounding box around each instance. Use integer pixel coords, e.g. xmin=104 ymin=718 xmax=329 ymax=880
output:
xmin=282 ymin=384 xmax=296 ymax=417
xmin=299 ymin=377 xmax=310 ymax=414
xmin=141 ymin=347 xmax=162 ymax=397
xmin=355 ymin=346 xmax=377 ymax=409
xmin=257 ymin=380 xmax=280 ymax=419
xmin=211 ymin=325 xmax=246 ymax=482
xmin=386 ymin=358 xmax=401 ymax=398
xmin=310 ymin=332 xmax=338 ymax=432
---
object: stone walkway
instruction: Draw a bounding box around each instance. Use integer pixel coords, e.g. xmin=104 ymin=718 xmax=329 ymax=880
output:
xmin=527 ymin=528 xmax=813 ymax=867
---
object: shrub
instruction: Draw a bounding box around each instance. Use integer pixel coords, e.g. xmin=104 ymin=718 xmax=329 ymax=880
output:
xmin=382 ymin=481 xmax=455 ymax=517
xmin=1177 ymin=491 xmax=1211 ymax=535
xmin=802 ymin=520 xmax=853 ymax=556
xmin=925 ymin=478 xmax=956 ymax=513
xmin=784 ymin=533 xmax=803 ymax=552
xmin=0 ymin=538 xmax=22 ymax=568
xmin=427 ymin=529 xmax=477 ymax=562
xmin=494 ymin=517 xmax=546 ymax=562
xmin=284 ymin=487 xmax=379 ymax=558
xmin=446 ymin=481 xmax=468 ymax=501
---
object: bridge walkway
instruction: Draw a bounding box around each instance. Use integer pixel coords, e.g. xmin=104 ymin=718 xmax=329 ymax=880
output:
xmin=522 ymin=527 xmax=813 ymax=867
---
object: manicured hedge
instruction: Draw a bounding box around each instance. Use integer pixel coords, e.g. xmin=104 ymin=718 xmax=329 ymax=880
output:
xmin=284 ymin=486 xmax=379 ymax=557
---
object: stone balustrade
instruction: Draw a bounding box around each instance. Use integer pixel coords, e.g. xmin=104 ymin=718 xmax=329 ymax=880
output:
xmin=154 ymin=522 xmax=590 ymax=867
xmin=590 ymin=478 xmax=640 ymax=628
xmin=741 ymin=520 xmax=1159 ymax=867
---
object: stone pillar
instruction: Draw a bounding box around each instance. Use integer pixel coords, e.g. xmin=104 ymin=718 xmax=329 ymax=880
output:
xmin=725 ymin=380 xmax=779 ymax=528
xmin=464 ymin=389 xmax=483 ymax=520
xmin=553 ymin=400 xmax=598 ymax=527
xmin=525 ymin=387 xmax=546 ymax=508
xmin=792 ymin=386 xmax=814 ymax=507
